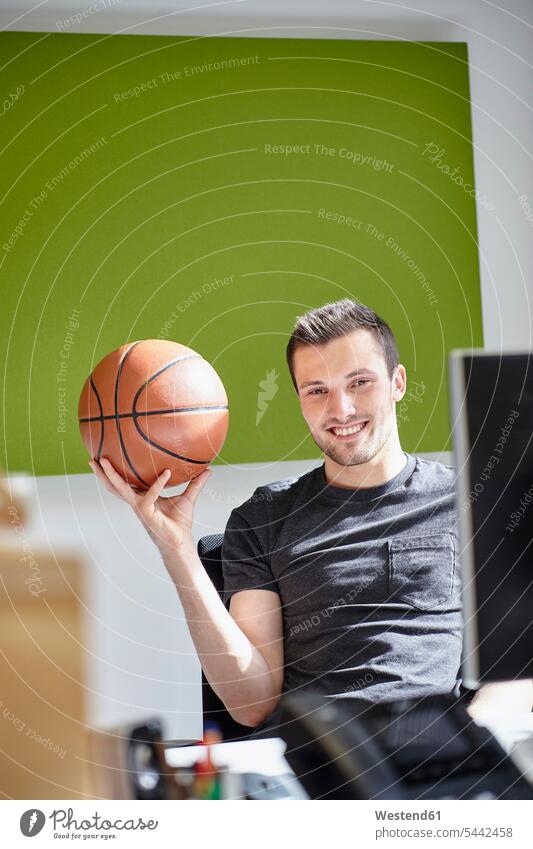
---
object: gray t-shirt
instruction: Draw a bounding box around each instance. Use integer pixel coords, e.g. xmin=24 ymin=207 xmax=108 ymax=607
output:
xmin=221 ymin=452 xmax=462 ymax=714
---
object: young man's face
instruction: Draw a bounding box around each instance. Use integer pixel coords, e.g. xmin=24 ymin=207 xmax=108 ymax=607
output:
xmin=293 ymin=329 xmax=406 ymax=467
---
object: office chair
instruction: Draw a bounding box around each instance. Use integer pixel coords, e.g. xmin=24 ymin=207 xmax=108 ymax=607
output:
xmin=197 ymin=533 xmax=253 ymax=741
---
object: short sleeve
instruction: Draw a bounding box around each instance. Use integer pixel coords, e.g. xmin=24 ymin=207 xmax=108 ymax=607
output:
xmin=221 ymin=499 xmax=278 ymax=606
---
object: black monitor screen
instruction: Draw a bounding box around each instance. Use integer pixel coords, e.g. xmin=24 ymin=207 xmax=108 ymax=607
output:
xmin=455 ymin=352 xmax=533 ymax=683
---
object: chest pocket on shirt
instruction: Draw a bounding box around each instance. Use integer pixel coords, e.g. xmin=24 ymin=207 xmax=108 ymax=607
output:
xmin=387 ymin=533 xmax=455 ymax=610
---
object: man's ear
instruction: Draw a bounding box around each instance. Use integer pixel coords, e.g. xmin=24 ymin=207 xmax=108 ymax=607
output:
xmin=392 ymin=364 xmax=407 ymax=402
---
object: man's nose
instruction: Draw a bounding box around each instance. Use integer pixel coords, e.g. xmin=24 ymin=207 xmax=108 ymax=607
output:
xmin=329 ymin=391 xmax=356 ymax=421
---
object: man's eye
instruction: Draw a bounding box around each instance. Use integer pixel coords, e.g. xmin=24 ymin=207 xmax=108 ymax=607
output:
xmin=307 ymin=380 xmax=370 ymax=396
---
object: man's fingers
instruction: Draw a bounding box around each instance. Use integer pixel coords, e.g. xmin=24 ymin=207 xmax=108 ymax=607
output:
xmin=89 ymin=460 xmax=121 ymax=498
xmin=91 ymin=460 xmax=210 ymax=512
xmin=184 ymin=468 xmax=212 ymax=503
xmin=142 ymin=468 xmax=172 ymax=509
xmin=99 ymin=458 xmax=139 ymax=506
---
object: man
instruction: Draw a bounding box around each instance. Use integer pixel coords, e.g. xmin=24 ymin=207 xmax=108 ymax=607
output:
xmin=89 ymin=299 xmax=528 ymax=734
xmin=219 ymin=299 xmax=463 ymax=733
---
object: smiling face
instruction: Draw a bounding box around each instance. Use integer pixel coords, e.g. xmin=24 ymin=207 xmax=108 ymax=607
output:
xmin=293 ymin=328 xmax=406 ymax=468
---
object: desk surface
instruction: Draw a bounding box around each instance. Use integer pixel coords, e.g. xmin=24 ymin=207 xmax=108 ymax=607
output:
xmin=478 ymin=713 xmax=533 ymax=751
xmin=166 ymin=737 xmax=290 ymax=777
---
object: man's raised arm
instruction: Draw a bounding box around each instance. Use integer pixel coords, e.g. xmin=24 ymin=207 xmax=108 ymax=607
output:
xmin=89 ymin=458 xmax=283 ymax=728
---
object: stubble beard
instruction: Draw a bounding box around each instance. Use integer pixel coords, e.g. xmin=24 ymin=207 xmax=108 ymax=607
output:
xmin=316 ymin=416 xmax=394 ymax=468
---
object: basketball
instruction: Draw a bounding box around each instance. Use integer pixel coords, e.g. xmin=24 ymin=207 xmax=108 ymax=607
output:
xmin=78 ymin=340 xmax=229 ymax=489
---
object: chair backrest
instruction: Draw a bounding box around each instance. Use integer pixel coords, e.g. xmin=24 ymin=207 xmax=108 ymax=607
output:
xmin=196 ymin=534 xmax=252 ymax=741
xmin=197 ymin=533 xmax=225 ymax=599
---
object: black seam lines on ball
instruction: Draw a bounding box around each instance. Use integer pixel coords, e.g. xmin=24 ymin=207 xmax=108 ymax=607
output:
xmin=115 ymin=341 xmax=149 ymax=487
xmin=79 ymin=404 xmax=229 ymax=423
xmin=89 ymin=374 xmax=105 ymax=461
xmin=84 ymin=346 xmax=225 ymax=479
xmin=132 ymin=353 xmax=215 ymax=465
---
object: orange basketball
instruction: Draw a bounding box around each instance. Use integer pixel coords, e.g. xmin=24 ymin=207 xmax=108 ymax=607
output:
xmin=78 ymin=340 xmax=229 ymax=489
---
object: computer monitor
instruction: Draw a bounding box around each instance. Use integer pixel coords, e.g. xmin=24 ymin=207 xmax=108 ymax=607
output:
xmin=449 ymin=350 xmax=533 ymax=688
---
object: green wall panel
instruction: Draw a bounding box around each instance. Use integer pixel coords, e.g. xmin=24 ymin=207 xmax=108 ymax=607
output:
xmin=0 ymin=34 xmax=483 ymax=474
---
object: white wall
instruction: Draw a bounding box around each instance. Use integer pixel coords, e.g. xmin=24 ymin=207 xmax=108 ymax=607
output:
xmin=1 ymin=0 xmax=531 ymax=740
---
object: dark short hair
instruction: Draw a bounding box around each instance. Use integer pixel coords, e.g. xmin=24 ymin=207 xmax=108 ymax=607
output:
xmin=286 ymin=299 xmax=399 ymax=392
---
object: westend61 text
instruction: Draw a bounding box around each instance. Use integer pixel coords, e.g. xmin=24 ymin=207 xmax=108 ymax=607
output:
xmin=375 ymin=810 xmax=441 ymax=820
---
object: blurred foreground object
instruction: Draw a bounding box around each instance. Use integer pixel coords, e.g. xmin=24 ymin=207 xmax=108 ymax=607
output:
xmin=278 ymin=691 xmax=533 ymax=800
xmin=0 ymin=543 xmax=88 ymax=798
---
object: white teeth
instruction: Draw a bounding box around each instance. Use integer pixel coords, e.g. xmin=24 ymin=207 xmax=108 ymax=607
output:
xmin=331 ymin=422 xmax=367 ymax=436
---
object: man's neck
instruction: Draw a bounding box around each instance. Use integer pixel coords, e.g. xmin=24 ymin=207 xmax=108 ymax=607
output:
xmin=323 ymin=442 xmax=408 ymax=490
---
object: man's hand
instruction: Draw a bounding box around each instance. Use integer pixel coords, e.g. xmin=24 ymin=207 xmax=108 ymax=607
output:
xmin=89 ymin=458 xmax=211 ymax=555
